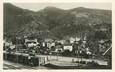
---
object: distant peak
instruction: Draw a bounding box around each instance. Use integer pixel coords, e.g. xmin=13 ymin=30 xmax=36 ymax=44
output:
xmin=69 ymin=7 xmax=91 ymax=11
xmin=77 ymin=7 xmax=85 ymax=9
xmin=45 ymin=6 xmax=56 ymax=8
xmin=44 ymin=6 xmax=58 ymax=10
xmin=75 ymin=7 xmax=89 ymax=10
xmin=44 ymin=6 xmax=63 ymax=11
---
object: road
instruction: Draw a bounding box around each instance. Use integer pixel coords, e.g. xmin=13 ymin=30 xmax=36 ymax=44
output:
xmin=3 ymin=61 xmax=32 ymax=69
xmin=37 ymin=54 xmax=108 ymax=65
xmin=3 ymin=54 xmax=108 ymax=69
xmin=3 ymin=60 xmax=50 ymax=70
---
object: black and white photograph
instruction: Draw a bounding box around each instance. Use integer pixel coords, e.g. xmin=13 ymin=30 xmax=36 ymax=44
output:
xmin=3 ymin=2 xmax=112 ymax=69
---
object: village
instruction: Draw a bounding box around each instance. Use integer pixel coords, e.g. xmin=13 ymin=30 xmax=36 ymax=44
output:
xmin=3 ymin=35 xmax=112 ymax=69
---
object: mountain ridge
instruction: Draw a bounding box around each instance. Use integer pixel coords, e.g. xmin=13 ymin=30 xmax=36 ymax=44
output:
xmin=4 ymin=3 xmax=112 ymax=40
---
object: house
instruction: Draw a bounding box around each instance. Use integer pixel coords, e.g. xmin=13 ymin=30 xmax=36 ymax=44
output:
xmin=24 ymin=38 xmax=39 ymax=47
xmin=63 ymin=44 xmax=73 ymax=52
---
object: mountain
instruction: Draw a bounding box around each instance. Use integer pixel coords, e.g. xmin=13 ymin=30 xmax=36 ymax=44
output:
xmin=4 ymin=3 xmax=112 ymax=40
xmin=4 ymin=3 xmax=34 ymax=34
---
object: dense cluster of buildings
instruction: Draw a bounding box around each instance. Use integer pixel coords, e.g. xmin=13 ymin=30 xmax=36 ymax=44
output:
xmin=3 ymin=36 xmax=111 ymax=59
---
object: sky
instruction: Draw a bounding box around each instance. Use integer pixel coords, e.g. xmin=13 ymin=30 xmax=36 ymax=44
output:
xmin=11 ymin=3 xmax=112 ymax=11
